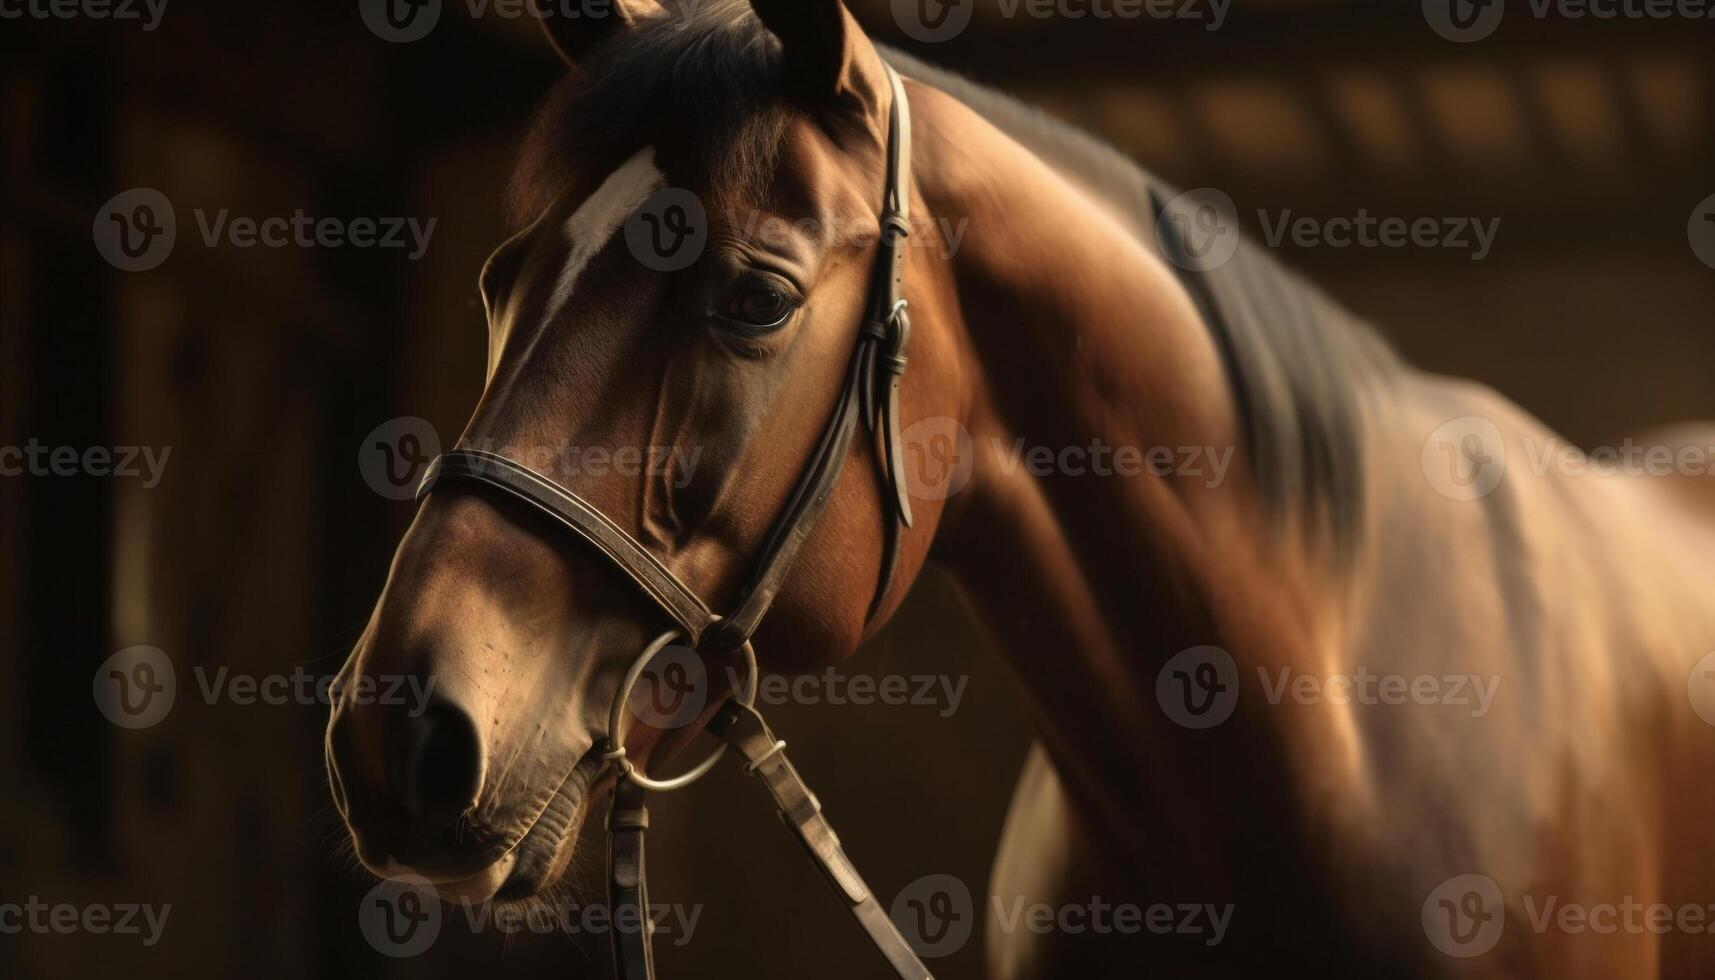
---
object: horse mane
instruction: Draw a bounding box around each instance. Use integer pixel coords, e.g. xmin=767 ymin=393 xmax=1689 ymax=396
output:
xmin=879 ymin=46 xmax=1399 ymax=554
xmin=508 ymin=0 xmax=1397 ymax=552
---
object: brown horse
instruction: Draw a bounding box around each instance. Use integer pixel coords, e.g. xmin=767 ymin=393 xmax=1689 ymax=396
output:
xmin=326 ymin=1 xmax=1715 ymax=976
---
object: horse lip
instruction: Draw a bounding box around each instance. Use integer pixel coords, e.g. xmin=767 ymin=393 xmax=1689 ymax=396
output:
xmin=495 ymin=743 xmax=608 ymax=901
xmin=428 ymin=851 xmax=519 ymax=903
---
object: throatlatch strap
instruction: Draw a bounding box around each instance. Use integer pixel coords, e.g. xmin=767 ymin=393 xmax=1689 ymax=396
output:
xmin=707 ymin=700 xmax=934 ymax=980
xmin=607 ymin=777 xmax=656 ymax=980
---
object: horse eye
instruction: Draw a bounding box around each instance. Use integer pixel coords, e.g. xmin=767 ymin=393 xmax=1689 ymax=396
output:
xmin=716 ymin=287 xmax=795 ymax=331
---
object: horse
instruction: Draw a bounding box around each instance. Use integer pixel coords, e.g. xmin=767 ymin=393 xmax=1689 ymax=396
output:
xmin=325 ymin=1 xmax=1715 ymax=976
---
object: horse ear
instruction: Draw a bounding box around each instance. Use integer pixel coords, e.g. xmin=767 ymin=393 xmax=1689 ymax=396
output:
xmin=748 ymin=0 xmax=886 ymax=113
xmin=534 ymin=0 xmax=658 ymax=68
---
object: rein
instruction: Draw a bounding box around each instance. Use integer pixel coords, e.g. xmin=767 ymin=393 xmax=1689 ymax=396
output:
xmin=415 ymin=63 xmax=932 ymax=980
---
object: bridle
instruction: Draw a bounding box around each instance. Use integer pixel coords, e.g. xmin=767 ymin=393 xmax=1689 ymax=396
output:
xmin=415 ymin=64 xmax=933 ymax=980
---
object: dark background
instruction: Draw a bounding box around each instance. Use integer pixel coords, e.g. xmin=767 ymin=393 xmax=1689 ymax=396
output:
xmin=2 ymin=0 xmax=1712 ymax=976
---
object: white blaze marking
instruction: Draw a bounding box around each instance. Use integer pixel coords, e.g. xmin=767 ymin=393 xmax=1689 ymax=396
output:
xmin=542 ymin=146 xmax=666 ymax=328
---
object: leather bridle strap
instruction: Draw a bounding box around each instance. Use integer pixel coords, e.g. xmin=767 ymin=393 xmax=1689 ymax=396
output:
xmin=418 ymin=61 xmax=927 ymax=980
xmin=420 ymin=449 xmax=717 ymax=642
xmin=605 ymin=778 xmax=655 ymax=980
xmin=418 ymin=63 xmax=915 ymax=657
xmin=707 ymin=700 xmax=933 ymax=980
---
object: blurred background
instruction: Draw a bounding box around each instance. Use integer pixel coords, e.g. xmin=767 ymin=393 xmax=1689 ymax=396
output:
xmin=2 ymin=0 xmax=1711 ymax=976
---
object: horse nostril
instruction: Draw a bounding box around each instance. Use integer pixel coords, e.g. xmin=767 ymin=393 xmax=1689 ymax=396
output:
xmin=400 ymin=699 xmax=483 ymax=826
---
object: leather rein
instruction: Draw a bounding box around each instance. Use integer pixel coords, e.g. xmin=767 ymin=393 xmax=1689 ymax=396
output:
xmin=414 ymin=64 xmax=932 ymax=980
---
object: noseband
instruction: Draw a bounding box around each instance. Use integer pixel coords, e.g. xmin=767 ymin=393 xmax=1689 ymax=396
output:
xmin=415 ymin=64 xmax=932 ymax=980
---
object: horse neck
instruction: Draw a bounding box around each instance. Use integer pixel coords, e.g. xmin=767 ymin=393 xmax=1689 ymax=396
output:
xmin=908 ymin=84 xmax=1336 ymax=843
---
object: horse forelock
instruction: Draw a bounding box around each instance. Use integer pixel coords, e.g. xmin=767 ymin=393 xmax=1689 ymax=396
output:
xmin=504 ymin=0 xmax=796 ymax=233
